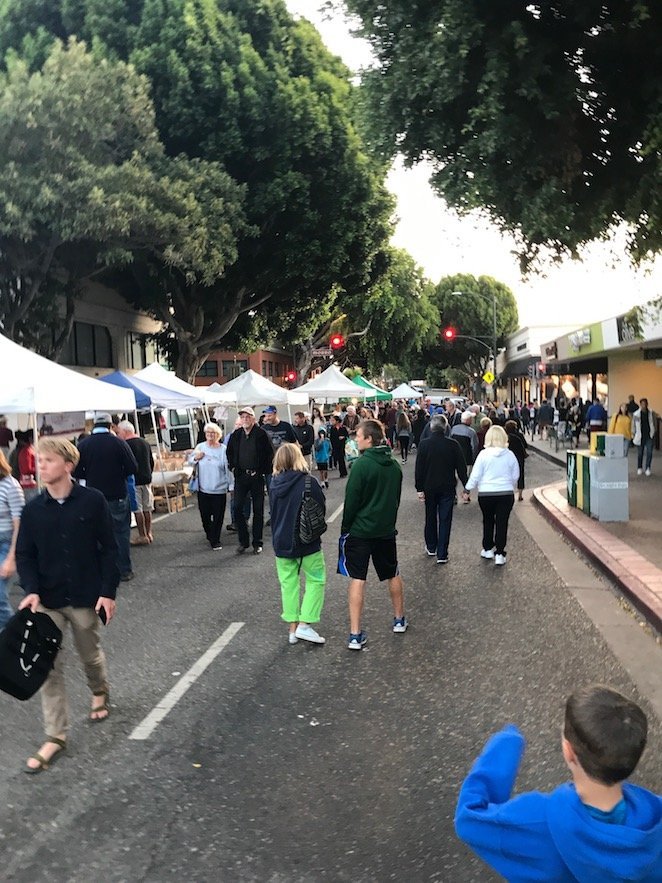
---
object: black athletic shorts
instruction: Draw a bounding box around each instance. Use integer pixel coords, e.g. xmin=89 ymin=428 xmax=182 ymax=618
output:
xmin=337 ymin=533 xmax=399 ymax=582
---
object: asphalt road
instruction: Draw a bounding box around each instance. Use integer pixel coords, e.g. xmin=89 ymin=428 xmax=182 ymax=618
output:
xmin=1 ymin=453 xmax=660 ymax=882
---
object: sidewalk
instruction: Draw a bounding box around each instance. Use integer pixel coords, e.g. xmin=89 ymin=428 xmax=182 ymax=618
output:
xmin=526 ymin=433 xmax=662 ymax=633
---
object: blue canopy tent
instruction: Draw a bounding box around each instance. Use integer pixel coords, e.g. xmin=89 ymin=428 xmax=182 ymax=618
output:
xmin=98 ymin=371 xmax=202 ymax=513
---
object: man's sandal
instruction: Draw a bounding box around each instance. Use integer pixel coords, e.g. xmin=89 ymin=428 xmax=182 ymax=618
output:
xmin=89 ymin=691 xmax=110 ymax=723
xmin=24 ymin=737 xmax=66 ymax=775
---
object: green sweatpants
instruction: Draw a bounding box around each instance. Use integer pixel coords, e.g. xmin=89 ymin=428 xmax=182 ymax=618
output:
xmin=276 ymin=550 xmax=326 ymax=624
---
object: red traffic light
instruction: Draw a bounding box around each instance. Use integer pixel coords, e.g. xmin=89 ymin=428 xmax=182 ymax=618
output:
xmin=286 ymin=370 xmax=297 ymax=383
xmin=330 ymin=333 xmax=345 ymax=350
xmin=442 ymin=326 xmax=456 ymax=341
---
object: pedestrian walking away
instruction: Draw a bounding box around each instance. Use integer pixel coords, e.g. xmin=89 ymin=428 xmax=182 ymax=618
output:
xmin=337 ymin=419 xmax=407 ymax=649
xmin=0 ymin=450 xmax=24 ymax=630
xmin=463 ymin=425 xmax=519 ymax=566
xmin=117 ymin=420 xmax=155 ymax=544
xmin=73 ymin=412 xmax=138 ymax=582
xmin=632 ymin=398 xmax=658 ymax=476
xmin=188 ymin=423 xmax=233 ymax=550
xmin=415 ymin=415 xmax=468 ymax=564
xmin=269 ymin=444 xmax=326 ymax=646
xmin=16 ymin=437 xmax=119 ymax=774
xmin=455 ymin=685 xmax=662 ymax=881
xmin=226 ymin=407 xmax=274 ymax=554
xmin=396 ymin=411 xmax=412 ymax=463
xmin=505 ymin=420 xmax=528 ymax=502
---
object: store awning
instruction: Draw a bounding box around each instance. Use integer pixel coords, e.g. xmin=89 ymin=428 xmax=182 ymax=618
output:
xmin=501 ymin=356 xmax=538 ymax=379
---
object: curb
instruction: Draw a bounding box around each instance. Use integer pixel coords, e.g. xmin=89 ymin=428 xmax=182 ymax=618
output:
xmin=532 ymin=483 xmax=662 ymax=634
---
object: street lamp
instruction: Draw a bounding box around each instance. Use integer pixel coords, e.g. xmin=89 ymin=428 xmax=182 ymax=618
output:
xmin=452 ymin=290 xmax=498 ymax=384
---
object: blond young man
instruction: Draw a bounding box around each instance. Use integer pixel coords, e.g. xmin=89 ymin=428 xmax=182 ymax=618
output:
xmin=16 ymin=438 xmax=119 ymax=773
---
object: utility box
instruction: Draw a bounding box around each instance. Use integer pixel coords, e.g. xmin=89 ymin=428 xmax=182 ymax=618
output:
xmin=567 ymin=450 xmax=592 ymax=515
xmin=589 ymin=457 xmax=629 ymax=521
xmin=593 ymin=432 xmax=628 ymax=458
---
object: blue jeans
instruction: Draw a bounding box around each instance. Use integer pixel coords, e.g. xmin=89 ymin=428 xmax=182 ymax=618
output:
xmin=637 ymin=438 xmax=654 ymax=471
xmin=0 ymin=537 xmax=15 ymax=630
xmin=424 ymin=493 xmax=455 ymax=560
xmin=107 ymin=496 xmax=132 ymax=577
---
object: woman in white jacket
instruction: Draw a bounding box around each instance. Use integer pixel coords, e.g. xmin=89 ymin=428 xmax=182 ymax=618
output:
xmin=462 ymin=425 xmax=519 ymax=566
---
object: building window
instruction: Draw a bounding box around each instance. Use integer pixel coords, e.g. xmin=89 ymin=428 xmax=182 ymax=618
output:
xmin=222 ymin=359 xmax=247 ymax=379
xmin=127 ymin=332 xmax=160 ymax=370
xmin=196 ymin=360 xmax=218 ymax=378
xmin=268 ymin=360 xmax=274 ymax=376
xmin=262 ymin=359 xmax=267 ymax=376
xmin=60 ymin=322 xmax=113 ymax=367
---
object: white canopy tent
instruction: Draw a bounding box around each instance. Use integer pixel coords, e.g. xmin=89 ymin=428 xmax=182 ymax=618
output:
xmin=134 ymin=363 xmax=237 ymax=407
xmin=0 ymin=333 xmax=136 ymax=414
xmin=390 ymin=382 xmax=423 ymax=400
xmin=212 ymin=370 xmax=307 ymax=408
xmin=296 ymin=365 xmax=369 ymax=402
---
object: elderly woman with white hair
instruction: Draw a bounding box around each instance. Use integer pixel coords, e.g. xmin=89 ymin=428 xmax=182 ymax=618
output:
xmin=463 ymin=425 xmax=519 ymax=566
xmin=188 ymin=422 xmax=232 ymax=550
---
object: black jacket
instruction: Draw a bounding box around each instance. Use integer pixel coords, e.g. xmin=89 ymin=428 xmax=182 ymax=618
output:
xmin=269 ymin=470 xmax=325 ymax=558
xmin=226 ymin=424 xmax=274 ymax=476
xmin=16 ymin=483 xmax=120 ymax=606
xmin=415 ymin=433 xmax=468 ymax=496
xmin=293 ymin=422 xmax=315 ymax=454
xmin=73 ymin=430 xmax=138 ymax=500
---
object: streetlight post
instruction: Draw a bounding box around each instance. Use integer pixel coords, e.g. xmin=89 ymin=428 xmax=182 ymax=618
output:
xmin=452 ymin=290 xmax=498 ymax=384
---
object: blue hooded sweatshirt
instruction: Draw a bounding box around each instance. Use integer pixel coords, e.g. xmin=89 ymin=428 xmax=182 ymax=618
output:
xmin=268 ymin=470 xmax=325 ymax=559
xmin=455 ymin=725 xmax=662 ymax=882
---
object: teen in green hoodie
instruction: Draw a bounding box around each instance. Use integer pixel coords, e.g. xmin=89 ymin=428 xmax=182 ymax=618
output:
xmin=338 ymin=420 xmax=407 ymax=650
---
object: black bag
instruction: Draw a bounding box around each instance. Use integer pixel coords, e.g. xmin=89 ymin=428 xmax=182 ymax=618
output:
xmin=295 ymin=474 xmax=327 ymax=546
xmin=0 ymin=608 xmax=63 ymax=701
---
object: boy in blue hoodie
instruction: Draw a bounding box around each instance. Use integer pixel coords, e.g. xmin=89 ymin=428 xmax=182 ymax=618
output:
xmin=455 ymin=685 xmax=661 ymax=881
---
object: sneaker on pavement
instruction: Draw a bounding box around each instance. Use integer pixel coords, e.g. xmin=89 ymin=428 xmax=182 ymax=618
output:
xmin=253 ymin=545 xmax=263 ymax=555
xmin=480 ymin=548 xmax=495 ymax=559
xmin=348 ymin=631 xmax=368 ymax=650
xmin=226 ymin=524 xmax=238 ymax=532
xmin=645 ymin=469 xmax=651 ymax=476
xmin=392 ymin=617 xmax=408 ymax=633
xmin=495 ymin=553 xmax=506 ymax=566
xmin=425 ymin=548 xmax=436 ymax=557
xmin=237 ymin=545 xmax=249 ymax=554
xmin=637 ymin=468 xmax=643 ymax=475
xmin=436 ymin=558 xmax=449 ymax=564
xmin=295 ymin=624 xmax=326 ymax=644
xmin=288 ymin=632 xmax=299 ymax=645
xmin=211 ymin=543 xmax=222 ymax=551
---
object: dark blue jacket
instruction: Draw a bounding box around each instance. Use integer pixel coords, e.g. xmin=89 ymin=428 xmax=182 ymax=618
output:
xmin=268 ymin=470 xmax=325 ymax=559
xmin=73 ymin=430 xmax=138 ymax=500
xmin=455 ymin=725 xmax=662 ymax=882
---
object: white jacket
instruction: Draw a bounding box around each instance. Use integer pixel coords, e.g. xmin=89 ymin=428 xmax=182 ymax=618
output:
xmin=465 ymin=447 xmax=519 ymax=494
xmin=632 ymin=408 xmax=657 ymax=446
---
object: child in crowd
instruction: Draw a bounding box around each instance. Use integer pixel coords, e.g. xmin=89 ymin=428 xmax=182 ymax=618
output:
xmin=314 ymin=429 xmax=331 ymax=489
xmin=455 ymin=685 xmax=661 ymax=881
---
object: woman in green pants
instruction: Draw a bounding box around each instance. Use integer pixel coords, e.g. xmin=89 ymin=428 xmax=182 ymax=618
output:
xmin=269 ymin=444 xmax=326 ymax=646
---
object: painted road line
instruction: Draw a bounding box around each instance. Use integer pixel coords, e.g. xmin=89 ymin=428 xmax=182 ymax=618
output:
xmin=129 ymin=622 xmax=245 ymax=741
xmin=327 ymin=502 xmax=344 ymax=523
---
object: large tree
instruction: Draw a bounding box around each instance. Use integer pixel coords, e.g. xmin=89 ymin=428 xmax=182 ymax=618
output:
xmin=0 ymin=38 xmax=245 ymax=356
xmin=340 ymin=1 xmax=661 ymax=268
xmin=0 ymin=0 xmax=394 ymax=378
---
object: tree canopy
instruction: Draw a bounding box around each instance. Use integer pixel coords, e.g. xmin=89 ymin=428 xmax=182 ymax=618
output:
xmin=340 ymin=0 xmax=661 ymax=268
xmin=0 ymin=0 xmax=394 ymax=378
xmin=0 ymin=37 xmax=245 ymax=355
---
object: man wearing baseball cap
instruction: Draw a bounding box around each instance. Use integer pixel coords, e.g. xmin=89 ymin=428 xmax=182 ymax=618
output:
xmin=226 ymin=407 xmax=274 ymax=554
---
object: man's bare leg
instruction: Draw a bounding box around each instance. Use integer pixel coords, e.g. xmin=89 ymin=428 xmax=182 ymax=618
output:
xmin=348 ymin=578 xmax=366 ymax=634
xmin=388 ymin=574 xmax=405 ymax=620
xmin=144 ymin=510 xmax=153 ymax=542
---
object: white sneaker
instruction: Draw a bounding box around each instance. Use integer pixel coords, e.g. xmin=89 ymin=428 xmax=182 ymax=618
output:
xmin=645 ymin=469 xmax=651 ymax=476
xmin=495 ymin=553 xmax=506 ymax=566
xmin=288 ymin=632 xmax=298 ymax=645
xmin=480 ymin=548 xmax=495 ymax=559
xmin=637 ymin=468 xmax=643 ymax=475
xmin=295 ymin=624 xmax=326 ymax=644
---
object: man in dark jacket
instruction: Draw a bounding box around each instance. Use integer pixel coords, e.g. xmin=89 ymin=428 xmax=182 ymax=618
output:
xmin=74 ymin=412 xmax=138 ymax=581
xmin=226 ymin=407 xmax=274 ymax=554
xmin=415 ymin=415 xmax=468 ymax=564
xmin=292 ymin=411 xmax=315 ymax=464
xmin=329 ymin=415 xmax=349 ymax=477
xmin=17 ymin=437 xmax=119 ymax=773
xmin=338 ymin=419 xmax=407 ymax=650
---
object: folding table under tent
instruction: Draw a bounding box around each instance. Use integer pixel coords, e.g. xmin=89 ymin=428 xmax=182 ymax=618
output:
xmin=295 ymin=364 xmax=370 ymax=404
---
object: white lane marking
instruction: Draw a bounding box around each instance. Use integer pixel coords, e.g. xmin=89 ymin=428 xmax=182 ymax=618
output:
xmin=327 ymin=502 xmax=344 ymax=523
xmin=129 ymin=622 xmax=244 ymax=740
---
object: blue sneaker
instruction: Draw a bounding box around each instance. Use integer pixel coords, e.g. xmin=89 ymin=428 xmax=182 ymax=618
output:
xmin=392 ymin=617 xmax=408 ymax=633
xmin=347 ymin=631 xmax=368 ymax=650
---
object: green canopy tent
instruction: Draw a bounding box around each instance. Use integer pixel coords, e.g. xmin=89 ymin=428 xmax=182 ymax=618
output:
xmin=351 ymin=375 xmax=392 ymax=401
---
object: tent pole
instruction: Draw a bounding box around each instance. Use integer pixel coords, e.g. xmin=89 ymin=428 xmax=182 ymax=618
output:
xmin=33 ymin=408 xmax=41 ymax=489
xmin=150 ymin=407 xmax=171 ymax=513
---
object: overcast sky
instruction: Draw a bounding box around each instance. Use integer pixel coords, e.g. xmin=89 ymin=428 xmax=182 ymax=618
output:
xmin=285 ymin=0 xmax=661 ymax=329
